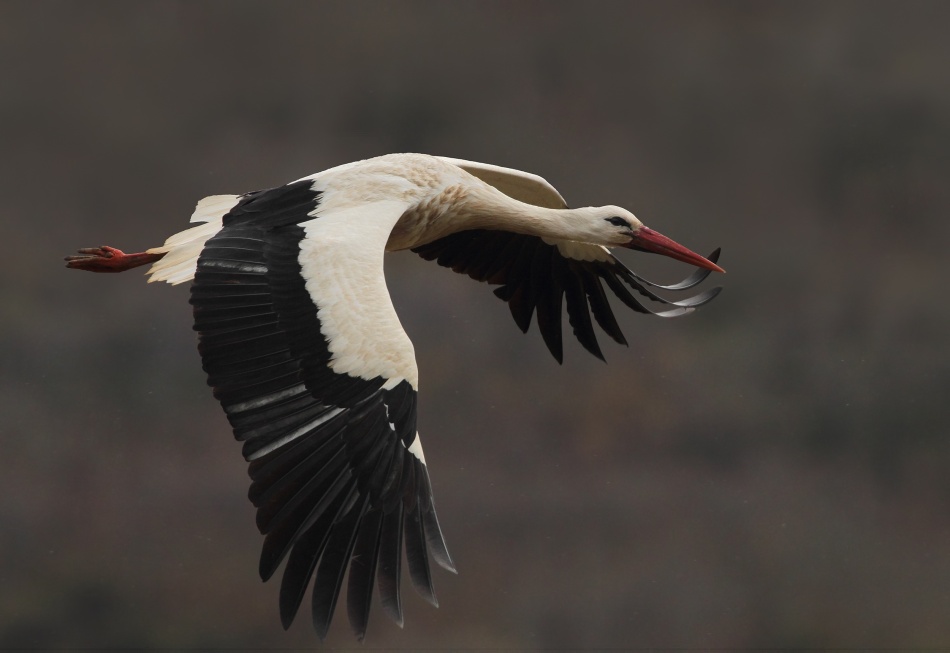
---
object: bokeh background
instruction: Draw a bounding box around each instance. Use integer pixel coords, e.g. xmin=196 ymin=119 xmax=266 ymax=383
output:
xmin=3 ymin=0 xmax=949 ymax=649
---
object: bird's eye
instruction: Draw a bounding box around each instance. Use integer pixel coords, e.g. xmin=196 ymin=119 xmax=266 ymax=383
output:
xmin=605 ymin=216 xmax=631 ymax=228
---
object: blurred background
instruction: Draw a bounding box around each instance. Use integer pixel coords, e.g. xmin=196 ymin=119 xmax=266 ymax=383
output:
xmin=2 ymin=0 xmax=949 ymax=649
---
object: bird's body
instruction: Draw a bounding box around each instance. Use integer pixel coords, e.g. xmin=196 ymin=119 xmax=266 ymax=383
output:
xmin=65 ymin=153 xmax=723 ymax=640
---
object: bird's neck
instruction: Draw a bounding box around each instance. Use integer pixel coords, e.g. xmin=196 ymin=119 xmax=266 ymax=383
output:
xmin=389 ymin=184 xmax=595 ymax=251
xmin=464 ymin=189 xmax=597 ymax=242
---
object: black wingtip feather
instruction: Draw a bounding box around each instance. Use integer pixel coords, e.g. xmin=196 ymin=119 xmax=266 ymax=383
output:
xmin=277 ymin=487 xmax=353 ymax=629
xmin=580 ymin=272 xmax=628 ymax=347
xmin=423 ymin=505 xmax=457 ymax=574
xmin=311 ymin=502 xmax=367 ymax=640
xmin=562 ymin=262 xmax=604 ymax=361
xmin=404 ymin=506 xmax=438 ymax=607
xmin=504 ymin=284 xmax=535 ymax=334
xmin=346 ymin=508 xmax=384 ymax=641
xmin=377 ymin=506 xmax=405 ymax=626
xmin=258 ymin=465 xmax=352 ymax=582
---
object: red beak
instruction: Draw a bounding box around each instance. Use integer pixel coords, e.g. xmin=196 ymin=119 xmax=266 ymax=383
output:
xmin=627 ymin=226 xmax=725 ymax=273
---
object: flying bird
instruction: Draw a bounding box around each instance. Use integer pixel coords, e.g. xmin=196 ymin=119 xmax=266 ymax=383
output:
xmin=65 ymin=153 xmax=724 ymax=640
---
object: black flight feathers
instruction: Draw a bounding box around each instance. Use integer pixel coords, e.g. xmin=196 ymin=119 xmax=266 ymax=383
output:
xmin=190 ymin=185 xmax=454 ymax=640
xmin=412 ymin=229 xmax=722 ymax=363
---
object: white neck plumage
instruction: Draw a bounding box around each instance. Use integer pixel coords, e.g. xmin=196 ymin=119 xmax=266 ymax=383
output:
xmin=394 ymin=183 xmax=608 ymax=251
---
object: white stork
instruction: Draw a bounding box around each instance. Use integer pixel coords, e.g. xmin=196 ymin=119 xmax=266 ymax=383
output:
xmin=65 ymin=153 xmax=724 ymax=640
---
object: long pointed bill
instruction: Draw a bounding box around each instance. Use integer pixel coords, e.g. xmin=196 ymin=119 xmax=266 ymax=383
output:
xmin=627 ymin=226 xmax=726 ymax=273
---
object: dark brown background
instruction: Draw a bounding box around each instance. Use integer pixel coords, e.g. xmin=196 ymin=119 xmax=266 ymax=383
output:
xmin=2 ymin=0 xmax=948 ymax=649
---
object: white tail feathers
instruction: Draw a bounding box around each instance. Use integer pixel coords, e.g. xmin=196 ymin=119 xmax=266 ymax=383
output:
xmin=146 ymin=194 xmax=239 ymax=285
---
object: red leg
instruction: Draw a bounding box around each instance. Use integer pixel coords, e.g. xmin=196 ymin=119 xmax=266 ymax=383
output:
xmin=64 ymin=245 xmax=165 ymax=273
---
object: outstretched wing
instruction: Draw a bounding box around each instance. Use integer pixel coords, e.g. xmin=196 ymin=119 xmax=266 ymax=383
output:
xmin=413 ymin=229 xmax=721 ymax=363
xmin=188 ymin=180 xmax=454 ymax=640
xmin=435 ymin=156 xmax=568 ymax=209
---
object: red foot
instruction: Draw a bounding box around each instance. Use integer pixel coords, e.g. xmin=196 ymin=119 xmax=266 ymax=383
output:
xmin=64 ymin=245 xmax=165 ymax=273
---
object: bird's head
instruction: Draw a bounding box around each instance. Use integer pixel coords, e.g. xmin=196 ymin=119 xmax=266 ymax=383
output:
xmin=591 ymin=206 xmax=725 ymax=273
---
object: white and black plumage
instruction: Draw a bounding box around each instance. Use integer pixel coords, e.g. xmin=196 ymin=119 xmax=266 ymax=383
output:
xmin=65 ymin=153 xmax=724 ymax=640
